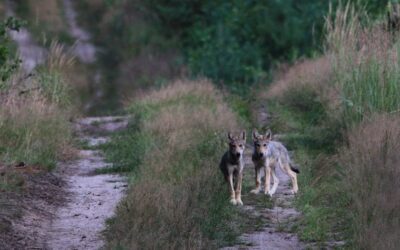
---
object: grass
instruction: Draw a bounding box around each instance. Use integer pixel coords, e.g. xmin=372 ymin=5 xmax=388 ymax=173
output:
xmin=326 ymin=3 xmax=400 ymax=123
xmin=0 ymin=42 xmax=76 ymax=172
xmin=258 ymin=3 xmax=400 ymax=249
xmin=103 ymin=79 xmax=248 ymax=249
xmin=264 ymin=91 xmax=348 ymax=244
xmin=339 ymin=114 xmax=400 ymax=249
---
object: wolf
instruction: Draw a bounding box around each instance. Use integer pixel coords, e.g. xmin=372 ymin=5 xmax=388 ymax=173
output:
xmin=219 ymin=131 xmax=246 ymax=205
xmin=251 ymin=129 xmax=299 ymax=196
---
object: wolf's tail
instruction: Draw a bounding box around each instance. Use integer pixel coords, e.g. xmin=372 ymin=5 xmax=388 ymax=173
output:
xmin=289 ymin=163 xmax=300 ymax=174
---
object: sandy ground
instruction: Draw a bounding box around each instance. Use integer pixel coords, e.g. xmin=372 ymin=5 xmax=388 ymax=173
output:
xmin=45 ymin=116 xmax=128 ymax=250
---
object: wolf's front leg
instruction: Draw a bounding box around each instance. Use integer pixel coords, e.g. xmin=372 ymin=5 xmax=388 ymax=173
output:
xmin=264 ymin=165 xmax=271 ymax=196
xmin=235 ymin=171 xmax=243 ymax=205
xmin=228 ymin=173 xmax=237 ymax=205
xmin=250 ymin=166 xmax=261 ymax=194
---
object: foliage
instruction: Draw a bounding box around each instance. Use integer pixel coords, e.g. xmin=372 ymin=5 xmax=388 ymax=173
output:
xmin=0 ymin=17 xmax=21 ymax=85
xmin=146 ymin=0 xmax=389 ymax=86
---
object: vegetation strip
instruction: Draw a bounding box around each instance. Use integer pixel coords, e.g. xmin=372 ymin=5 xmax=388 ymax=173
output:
xmin=262 ymin=4 xmax=400 ymax=248
xmin=103 ymin=80 xmax=249 ymax=249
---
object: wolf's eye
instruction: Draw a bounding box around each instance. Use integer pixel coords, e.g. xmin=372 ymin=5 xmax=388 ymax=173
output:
xmin=256 ymin=143 xmax=260 ymax=147
xmin=239 ymin=144 xmax=243 ymax=147
xmin=263 ymin=144 xmax=267 ymax=147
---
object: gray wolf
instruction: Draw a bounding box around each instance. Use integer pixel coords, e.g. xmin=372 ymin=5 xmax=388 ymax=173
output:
xmin=251 ymin=129 xmax=299 ymax=196
xmin=219 ymin=131 xmax=246 ymax=205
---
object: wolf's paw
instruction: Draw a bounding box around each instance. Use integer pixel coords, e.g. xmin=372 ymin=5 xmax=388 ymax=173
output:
xmin=236 ymin=198 xmax=243 ymax=206
xmin=230 ymin=198 xmax=237 ymax=205
xmin=290 ymin=189 xmax=298 ymax=195
xmin=266 ymin=190 xmax=274 ymax=197
xmin=250 ymin=189 xmax=260 ymax=194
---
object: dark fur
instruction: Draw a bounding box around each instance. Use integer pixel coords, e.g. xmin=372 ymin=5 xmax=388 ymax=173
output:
xmin=290 ymin=163 xmax=300 ymax=174
xmin=219 ymin=151 xmax=240 ymax=181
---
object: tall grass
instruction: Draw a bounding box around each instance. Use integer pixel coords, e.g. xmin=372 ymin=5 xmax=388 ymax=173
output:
xmin=340 ymin=114 xmax=400 ymax=249
xmin=261 ymin=3 xmax=400 ymax=248
xmin=327 ymin=3 xmax=400 ymax=123
xmin=0 ymin=42 xmax=76 ymax=170
xmin=104 ymin=80 xmax=242 ymax=249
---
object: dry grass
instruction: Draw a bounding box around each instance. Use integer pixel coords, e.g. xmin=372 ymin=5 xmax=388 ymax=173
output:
xmin=105 ymin=79 xmax=241 ymax=249
xmin=0 ymin=41 xmax=76 ymax=169
xmin=267 ymin=57 xmax=331 ymax=99
xmin=47 ymin=41 xmax=75 ymax=72
xmin=340 ymin=114 xmax=400 ymax=249
xmin=265 ymin=57 xmax=340 ymax=111
xmin=0 ymin=89 xmax=73 ymax=167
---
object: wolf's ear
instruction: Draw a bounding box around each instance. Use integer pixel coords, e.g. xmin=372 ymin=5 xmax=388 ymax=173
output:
xmin=265 ymin=129 xmax=272 ymax=140
xmin=228 ymin=132 xmax=234 ymax=141
xmin=252 ymin=129 xmax=259 ymax=141
xmin=241 ymin=130 xmax=246 ymax=140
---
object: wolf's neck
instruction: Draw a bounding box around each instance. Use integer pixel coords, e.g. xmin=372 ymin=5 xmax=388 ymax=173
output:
xmin=229 ymin=152 xmax=241 ymax=164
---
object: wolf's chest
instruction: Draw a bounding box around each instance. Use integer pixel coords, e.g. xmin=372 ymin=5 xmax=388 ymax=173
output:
xmin=227 ymin=163 xmax=243 ymax=173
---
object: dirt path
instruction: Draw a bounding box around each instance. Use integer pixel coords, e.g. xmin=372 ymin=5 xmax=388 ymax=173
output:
xmin=221 ymin=105 xmax=305 ymax=250
xmin=45 ymin=116 xmax=128 ymax=250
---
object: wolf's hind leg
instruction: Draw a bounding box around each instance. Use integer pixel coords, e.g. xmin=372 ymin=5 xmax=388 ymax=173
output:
xmin=250 ymin=167 xmax=261 ymax=194
xmin=282 ymin=163 xmax=298 ymax=194
xmin=288 ymin=169 xmax=298 ymax=194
